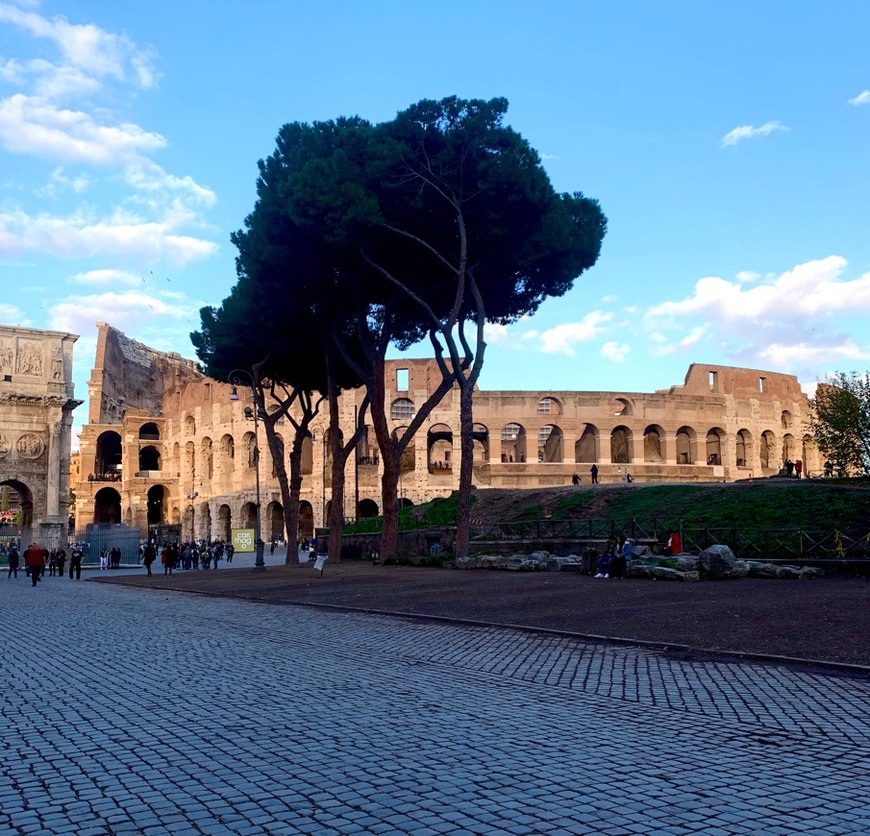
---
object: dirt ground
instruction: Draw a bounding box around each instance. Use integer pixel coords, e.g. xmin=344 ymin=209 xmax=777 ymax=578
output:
xmin=97 ymin=562 xmax=870 ymax=670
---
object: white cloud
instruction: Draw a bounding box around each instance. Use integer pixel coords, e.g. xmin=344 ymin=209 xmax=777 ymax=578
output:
xmin=600 ymin=294 xmax=617 ymax=303
xmin=720 ymin=120 xmax=788 ymax=148
xmin=848 ymin=90 xmax=870 ymax=106
xmin=537 ymin=311 xmax=612 ymax=356
xmin=35 ymin=166 xmax=92 ymax=198
xmin=48 ymin=290 xmax=195 ymax=336
xmin=601 ymin=341 xmax=629 ymax=362
xmin=483 ymin=322 xmax=511 ymax=344
xmin=0 ymin=206 xmax=219 ymax=265
xmin=0 ymin=301 xmax=24 ymax=322
xmin=645 ymin=256 xmax=870 ymax=370
xmin=735 ymin=270 xmax=759 ymax=283
xmin=0 ymin=94 xmax=167 ymax=164
xmin=71 ymin=268 xmax=142 ymax=287
xmin=0 ymin=2 xmax=158 ymax=91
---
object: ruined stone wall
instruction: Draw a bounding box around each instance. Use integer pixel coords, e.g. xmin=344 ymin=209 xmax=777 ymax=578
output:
xmin=72 ymin=326 xmax=820 ymax=542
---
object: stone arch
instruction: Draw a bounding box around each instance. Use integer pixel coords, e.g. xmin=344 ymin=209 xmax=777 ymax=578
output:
xmin=390 ymin=398 xmax=415 ymax=421
xmin=358 ymin=498 xmax=379 ymax=518
xmin=220 ymin=434 xmax=235 ymax=479
xmin=611 ymin=397 xmax=633 ymax=417
xmin=301 ymin=432 xmax=314 ymax=475
xmin=184 ymin=441 xmax=196 ymax=485
xmin=643 ymin=424 xmax=665 ymax=463
xmin=267 ymin=501 xmax=284 ymax=541
xmin=501 ymin=423 xmax=527 ymax=463
xmin=536 ymin=396 xmax=563 ymax=416
xmin=538 ymin=425 xmax=563 ymax=462
xmin=610 ymin=426 xmax=632 ymax=464
xmin=472 ymin=423 xmax=489 ymax=463
xmin=139 ymin=422 xmax=160 ymax=440
xmin=146 ymin=485 xmax=166 ymax=525
xmin=398 ymin=497 xmax=414 ymax=509
xmin=0 ymin=478 xmax=33 ymax=531
xmin=735 ymin=429 xmax=752 ymax=467
xmin=675 ymin=426 xmax=695 ymax=465
xmin=801 ymin=434 xmax=821 ymax=476
xmin=782 ymin=433 xmax=797 ymax=463
xmin=241 ymin=502 xmax=257 ymax=529
xmin=201 ymin=437 xmax=213 ymax=480
xmin=201 ymin=503 xmax=212 ymax=541
xmin=184 ymin=414 xmax=195 ymax=436
xmin=391 ymin=426 xmax=415 ymax=473
xmin=94 ymin=486 xmax=121 ymax=524
xmin=427 ymin=423 xmax=453 ymax=472
xmin=242 ymin=431 xmax=256 ymax=469
xmin=781 ymin=410 xmax=793 ymax=430
xmin=575 ymin=425 xmax=598 ymax=463
xmin=761 ymin=431 xmax=776 ymax=471
xmin=217 ymin=503 xmax=231 ymax=541
xmin=139 ymin=445 xmax=160 ymax=471
xmin=298 ymin=500 xmax=314 ymax=539
xmin=95 ymin=430 xmax=122 ymax=477
xmin=706 ymin=428 xmax=726 ymax=466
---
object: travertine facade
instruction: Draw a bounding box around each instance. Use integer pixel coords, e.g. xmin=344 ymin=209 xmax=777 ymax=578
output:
xmin=74 ymin=323 xmax=821 ymax=543
xmin=0 ymin=325 xmax=80 ymax=546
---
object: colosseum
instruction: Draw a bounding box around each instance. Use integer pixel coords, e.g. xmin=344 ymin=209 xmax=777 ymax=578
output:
xmin=73 ymin=322 xmax=821 ymax=545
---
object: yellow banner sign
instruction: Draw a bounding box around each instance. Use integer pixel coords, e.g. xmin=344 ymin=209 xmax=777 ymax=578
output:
xmin=231 ymin=528 xmax=255 ymax=553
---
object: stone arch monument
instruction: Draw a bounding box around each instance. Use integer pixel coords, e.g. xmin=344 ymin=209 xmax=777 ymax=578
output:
xmin=0 ymin=325 xmax=80 ymax=548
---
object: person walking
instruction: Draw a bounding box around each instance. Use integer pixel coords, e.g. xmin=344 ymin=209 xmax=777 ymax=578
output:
xmin=590 ymin=464 xmax=599 ymax=484
xmin=142 ymin=543 xmax=156 ymax=577
xmin=55 ymin=546 xmax=66 ymax=577
xmin=6 ymin=544 xmax=19 ymax=579
xmin=69 ymin=545 xmax=83 ymax=580
xmin=24 ymin=543 xmax=45 ymax=587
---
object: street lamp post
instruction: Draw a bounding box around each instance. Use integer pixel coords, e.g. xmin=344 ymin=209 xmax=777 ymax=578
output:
xmin=229 ymin=370 xmax=265 ymax=570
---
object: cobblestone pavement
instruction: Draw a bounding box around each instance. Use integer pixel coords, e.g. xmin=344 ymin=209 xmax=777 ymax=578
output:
xmin=2 ymin=576 xmax=869 ymax=835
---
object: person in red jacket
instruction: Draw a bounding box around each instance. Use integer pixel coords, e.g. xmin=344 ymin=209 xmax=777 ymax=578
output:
xmin=24 ymin=543 xmax=46 ymax=587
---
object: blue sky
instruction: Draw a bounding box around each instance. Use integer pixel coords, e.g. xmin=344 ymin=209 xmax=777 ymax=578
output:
xmin=1 ymin=1 xmax=869 ymax=442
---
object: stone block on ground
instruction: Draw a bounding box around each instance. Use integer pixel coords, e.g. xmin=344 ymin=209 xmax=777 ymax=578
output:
xmin=698 ymin=544 xmax=739 ymax=579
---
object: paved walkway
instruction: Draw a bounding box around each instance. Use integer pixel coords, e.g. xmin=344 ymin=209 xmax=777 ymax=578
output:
xmin=2 ymin=573 xmax=869 ymax=835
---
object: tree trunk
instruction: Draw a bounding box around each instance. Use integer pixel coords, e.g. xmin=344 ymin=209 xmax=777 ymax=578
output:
xmin=369 ymin=357 xmax=400 ymax=560
xmin=284 ymin=430 xmax=305 ymax=561
xmin=455 ymin=380 xmax=475 ymax=559
xmin=327 ymin=384 xmax=345 ymax=563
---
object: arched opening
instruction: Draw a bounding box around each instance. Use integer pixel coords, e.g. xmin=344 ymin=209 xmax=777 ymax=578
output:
xmin=218 ymin=504 xmax=231 ymax=541
xmin=643 ymin=425 xmax=665 ymax=463
xmin=202 ymin=437 xmax=214 ymax=480
xmin=781 ymin=411 xmax=793 ymax=430
xmin=298 ymin=501 xmax=314 ymax=539
xmin=782 ymin=433 xmax=796 ymax=464
xmin=139 ymin=445 xmax=161 ymax=471
xmin=267 ymin=501 xmax=284 ymax=542
xmin=243 ymin=432 xmax=256 ymax=469
xmin=735 ymin=429 xmax=752 ymax=467
xmin=706 ymin=428 xmax=725 ymax=465
xmin=398 ymin=497 xmax=414 ymax=509
xmin=241 ymin=502 xmax=257 ymax=530
xmin=184 ymin=414 xmax=196 ymax=436
xmin=390 ymin=398 xmax=415 ymax=421
xmin=357 ymin=425 xmax=378 ymax=466
xmin=139 ymin=422 xmax=160 ymax=441
xmin=760 ymin=430 xmax=776 ymax=471
xmin=427 ymin=423 xmax=453 ymax=472
xmin=0 ymin=479 xmax=33 ymax=531
xmin=220 ymin=434 xmax=235 ymax=477
xmin=538 ymin=425 xmax=563 ymax=462
xmin=501 ymin=423 xmax=526 ymax=463
xmin=94 ymin=487 xmax=121 ymax=524
xmin=536 ymin=397 xmax=562 ymax=416
xmin=95 ymin=430 xmax=122 ymax=480
xmin=184 ymin=441 xmax=196 ymax=483
xmin=675 ymin=426 xmax=695 ymax=464
xmin=358 ymin=498 xmax=379 ymax=519
xmin=610 ymin=426 xmax=632 ymax=464
xmin=802 ymin=434 xmax=820 ymax=477
xmin=201 ymin=503 xmax=212 ymax=541
xmin=472 ymin=423 xmax=489 ymax=463
xmin=146 ymin=485 xmax=166 ymax=525
xmin=575 ymin=425 xmax=598 ymax=463
xmin=391 ymin=426 xmax=414 ymax=473
xmin=301 ymin=432 xmax=314 ymax=475
xmin=610 ymin=397 xmax=633 ymax=417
